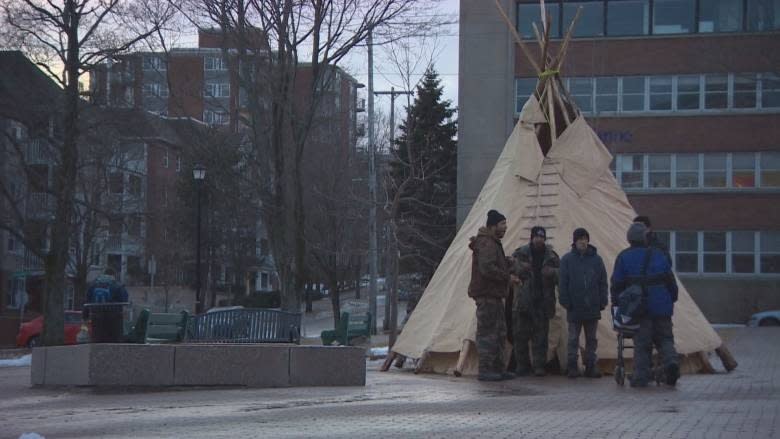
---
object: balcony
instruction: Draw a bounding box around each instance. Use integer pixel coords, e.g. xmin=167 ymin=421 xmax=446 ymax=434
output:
xmin=23 ymin=248 xmax=44 ymax=273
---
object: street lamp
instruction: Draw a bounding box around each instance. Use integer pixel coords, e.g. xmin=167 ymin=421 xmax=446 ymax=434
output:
xmin=193 ymin=164 xmax=206 ymax=314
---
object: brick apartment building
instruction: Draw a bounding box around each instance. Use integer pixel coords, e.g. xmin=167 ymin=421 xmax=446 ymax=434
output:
xmin=459 ymin=0 xmax=780 ymax=322
xmin=89 ymin=29 xmax=364 ymax=294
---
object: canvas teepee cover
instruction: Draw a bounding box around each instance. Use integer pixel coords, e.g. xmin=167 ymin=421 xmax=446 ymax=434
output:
xmin=388 ymin=2 xmax=725 ymax=375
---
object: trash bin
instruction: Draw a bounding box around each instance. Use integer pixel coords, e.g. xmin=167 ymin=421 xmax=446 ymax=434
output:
xmin=84 ymin=302 xmax=128 ymax=343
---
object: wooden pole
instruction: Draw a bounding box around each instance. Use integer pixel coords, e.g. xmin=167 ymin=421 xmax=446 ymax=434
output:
xmin=494 ymin=0 xmax=542 ymax=74
xmin=715 ymin=345 xmax=738 ymax=372
xmin=380 ymin=351 xmax=398 ymax=372
xmin=414 ymin=350 xmax=431 ymax=374
xmin=454 ymin=339 xmax=474 ymax=377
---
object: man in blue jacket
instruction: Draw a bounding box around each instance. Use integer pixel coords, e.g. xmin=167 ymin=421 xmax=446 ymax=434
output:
xmin=611 ymin=223 xmax=680 ymax=387
xmin=559 ymin=228 xmax=608 ymax=379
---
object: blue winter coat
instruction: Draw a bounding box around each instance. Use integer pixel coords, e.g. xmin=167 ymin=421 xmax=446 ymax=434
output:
xmin=559 ymin=245 xmax=608 ymax=322
xmin=610 ymin=245 xmax=678 ymax=317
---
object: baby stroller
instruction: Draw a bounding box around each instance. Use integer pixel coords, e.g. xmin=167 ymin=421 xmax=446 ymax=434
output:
xmin=611 ymin=306 xmax=664 ymax=386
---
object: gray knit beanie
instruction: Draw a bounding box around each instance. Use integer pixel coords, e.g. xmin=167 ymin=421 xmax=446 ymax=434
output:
xmin=627 ymin=222 xmax=648 ymax=245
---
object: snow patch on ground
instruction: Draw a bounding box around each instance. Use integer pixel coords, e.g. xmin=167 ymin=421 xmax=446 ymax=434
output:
xmin=19 ymin=433 xmax=46 ymax=439
xmin=369 ymin=346 xmax=388 ymax=358
xmin=0 ymin=354 xmax=31 ymax=368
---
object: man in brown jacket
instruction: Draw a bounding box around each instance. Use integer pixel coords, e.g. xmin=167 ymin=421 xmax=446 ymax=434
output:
xmin=468 ymin=209 xmax=519 ymax=381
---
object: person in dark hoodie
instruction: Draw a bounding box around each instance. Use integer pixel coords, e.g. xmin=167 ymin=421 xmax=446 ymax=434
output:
xmin=559 ymin=228 xmax=608 ymax=379
xmin=611 ymin=222 xmax=680 ymax=388
xmin=468 ymin=209 xmax=520 ymax=381
xmin=511 ymin=226 xmax=559 ymax=377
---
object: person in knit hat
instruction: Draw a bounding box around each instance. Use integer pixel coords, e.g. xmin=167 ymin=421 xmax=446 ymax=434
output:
xmin=510 ymin=225 xmax=560 ymax=377
xmin=559 ymin=227 xmax=608 ymax=378
xmin=468 ymin=209 xmax=520 ymax=381
xmin=611 ymin=222 xmax=680 ymax=388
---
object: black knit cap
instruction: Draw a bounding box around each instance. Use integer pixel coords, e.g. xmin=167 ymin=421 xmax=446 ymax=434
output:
xmin=486 ymin=209 xmax=506 ymax=227
xmin=530 ymin=226 xmax=546 ymax=239
xmin=573 ymin=227 xmax=590 ymax=244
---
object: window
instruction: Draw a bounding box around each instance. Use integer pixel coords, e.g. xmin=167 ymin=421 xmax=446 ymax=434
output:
xmin=261 ymin=272 xmax=270 ymax=289
xmin=142 ymin=56 xmax=165 ymax=71
xmin=204 ymin=82 xmax=230 ymax=98
xmin=703 ymin=232 xmax=726 ymax=273
xmin=676 ymin=152 xmax=701 ymax=187
xmin=648 ymin=154 xmax=671 ymax=188
xmin=621 ymin=76 xmax=646 ymax=111
xmin=143 ymin=83 xmax=168 ymax=98
xmin=109 ymin=218 xmax=123 ymax=237
xmin=91 ymin=243 xmax=101 ymax=266
xmin=734 ymin=74 xmax=758 ymax=108
xmin=676 ymin=231 xmax=699 ymax=272
xmin=731 ymin=153 xmax=756 ymax=187
xmin=176 ymin=155 xmax=182 ymax=173
xmin=699 ymin=0 xmax=743 ymax=32
xmin=127 ymin=216 xmax=141 ymax=238
xmin=607 ymin=0 xmax=650 ymax=35
xmin=620 ymin=154 xmax=644 ymax=188
xmin=595 ymin=77 xmax=618 ymax=112
xmin=732 ymin=231 xmax=756 ymax=273
xmin=760 ymin=152 xmax=780 ymax=187
xmin=677 ymin=75 xmax=701 ymax=110
xmin=653 ymin=0 xmax=695 ymax=33
xmin=747 ymin=0 xmax=780 ymax=31
xmin=516 ymin=78 xmax=537 ymax=113
xmin=703 ymin=153 xmax=727 ymax=187
xmin=564 ymin=2 xmax=604 ymax=36
xmin=163 ymin=149 xmax=169 ymax=168
xmin=569 ymin=78 xmax=593 ymax=112
xmin=128 ymin=174 xmax=142 ymax=196
xmin=204 ymin=110 xmax=229 ymax=125
xmin=705 ymin=74 xmax=728 ymax=109
xmin=762 ymin=73 xmax=780 ymax=108
xmin=109 ymin=172 xmax=124 ymax=194
xmin=760 ymin=231 xmax=780 ymax=273
xmin=517 ymin=2 xmax=560 ymax=38
xmin=107 ymin=254 xmax=122 ymax=276
xmin=649 ymin=76 xmax=673 ymax=110
xmin=204 ymin=56 xmax=228 ymax=71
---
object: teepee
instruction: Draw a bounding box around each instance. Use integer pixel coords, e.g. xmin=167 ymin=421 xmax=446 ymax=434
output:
xmin=384 ymin=0 xmax=734 ymax=376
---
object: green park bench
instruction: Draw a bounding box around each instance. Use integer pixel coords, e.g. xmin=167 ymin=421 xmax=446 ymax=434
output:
xmin=124 ymin=309 xmax=189 ymax=344
xmin=321 ymin=311 xmax=372 ymax=346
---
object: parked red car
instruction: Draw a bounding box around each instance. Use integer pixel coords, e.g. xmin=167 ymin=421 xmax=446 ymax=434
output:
xmin=16 ymin=311 xmax=84 ymax=347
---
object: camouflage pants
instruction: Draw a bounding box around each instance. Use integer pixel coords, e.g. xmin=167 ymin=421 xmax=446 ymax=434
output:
xmin=513 ymin=308 xmax=549 ymax=372
xmin=634 ymin=316 xmax=678 ymax=383
xmin=475 ymin=297 xmax=507 ymax=375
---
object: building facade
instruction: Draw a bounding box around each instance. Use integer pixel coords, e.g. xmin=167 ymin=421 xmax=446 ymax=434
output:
xmin=459 ymin=0 xmax=780 ymax=322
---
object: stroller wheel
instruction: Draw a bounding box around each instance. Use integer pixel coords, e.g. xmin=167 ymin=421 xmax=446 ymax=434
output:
xmin=614 ymin=366 xmax=625 ymax=386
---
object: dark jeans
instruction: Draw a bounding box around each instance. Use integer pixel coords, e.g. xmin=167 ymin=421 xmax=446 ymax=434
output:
xmin=567 ymin=319 xmax=598 ymax=369
xmin=634 ymin=316 xmax=678 ymax=383
xmin=475 ymin=297 xmax=507 ymax=375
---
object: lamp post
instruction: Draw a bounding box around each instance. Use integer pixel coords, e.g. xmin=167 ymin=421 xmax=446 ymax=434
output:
xmin=193 ymin=164 xmax=206 ymax=314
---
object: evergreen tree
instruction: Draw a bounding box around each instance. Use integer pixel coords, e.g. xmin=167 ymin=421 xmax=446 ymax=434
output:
xmin=389 ymin=68 xmax=457 ymax=281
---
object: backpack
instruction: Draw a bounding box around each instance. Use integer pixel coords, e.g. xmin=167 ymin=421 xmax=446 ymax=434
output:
xmin=613 ymin=248 xmax=653 ymax=330
xmin=92 ymin=284 xmax=112 ymax=303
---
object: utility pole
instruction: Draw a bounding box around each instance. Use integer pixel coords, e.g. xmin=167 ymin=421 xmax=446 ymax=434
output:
xmin=373 ymin=87 xmax=412 ymax=339
xmin=367 ymin=30 xmax=378 ymax=335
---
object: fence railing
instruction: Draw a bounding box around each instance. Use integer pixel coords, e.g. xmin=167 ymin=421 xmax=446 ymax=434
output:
xmin=186 ymin=308 xmax=301 ymax=344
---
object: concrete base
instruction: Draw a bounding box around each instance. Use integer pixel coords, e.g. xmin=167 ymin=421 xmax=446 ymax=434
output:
xmin=31 ymin=344 xmax=365 ymax=388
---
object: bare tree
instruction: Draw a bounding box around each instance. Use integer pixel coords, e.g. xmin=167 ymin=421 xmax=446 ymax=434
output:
xmin=0 ymin=0 xmax=169 ymax=345
xmin=176 ymin=0 xmax=443 ymax=312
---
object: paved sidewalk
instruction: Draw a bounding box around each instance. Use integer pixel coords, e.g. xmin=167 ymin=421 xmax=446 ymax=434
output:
xmin=0 ymin=327 xmax=778 ymax=439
